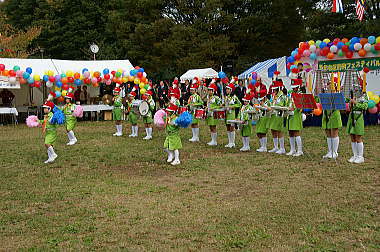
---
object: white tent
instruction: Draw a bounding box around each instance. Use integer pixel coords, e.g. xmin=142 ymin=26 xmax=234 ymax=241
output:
xmin=180 ymin=68 xmax=218 ymax=82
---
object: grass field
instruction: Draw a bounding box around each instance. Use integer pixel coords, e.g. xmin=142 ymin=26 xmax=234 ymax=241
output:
xmin=0 ymin=121 xmax=379 ymax=250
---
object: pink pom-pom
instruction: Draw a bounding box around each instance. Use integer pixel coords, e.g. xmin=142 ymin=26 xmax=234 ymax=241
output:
xmin=154 ymin=109 xmax=167 ymax=128
xmin=26 ymin=115 xmax=40 ymax=128
xmin=73 ymin=105 xmax=83 ymax=118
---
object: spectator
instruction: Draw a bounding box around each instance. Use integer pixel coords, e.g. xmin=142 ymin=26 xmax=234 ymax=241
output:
xmin=234 ymin=80 xmax=246 ymax=103
xmin=80 ymin=85 xmax=90 ymax=104
xmin=0 ymin=88 xmax=15 ymax=107
xmin=180 ymin=80 xmax=191 ymax=105
xmin=157 ymin=81 xmax=169 ymax=108
xmin=74 ymin=86 xmax=81 ymax=103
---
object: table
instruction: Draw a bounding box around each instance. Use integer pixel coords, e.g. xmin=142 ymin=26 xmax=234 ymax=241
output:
xmin=0 ymin=107 xmax=18 ymax=125
xmin=81 ymin=104 xmax=114 ymax=121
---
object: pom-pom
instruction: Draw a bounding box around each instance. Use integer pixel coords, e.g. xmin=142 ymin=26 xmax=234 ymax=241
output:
xmin=26 ymin=115 xmax=40 ymax=128
xmin=73 ymin=105 xmax=83 ymax=118
xmin=174 ymin=111 xmax=193 ymax=128
xmin=51 ymin=106 xmax=66 ymax=125
xmin=154 ymin=109 xmax=167 ymax=128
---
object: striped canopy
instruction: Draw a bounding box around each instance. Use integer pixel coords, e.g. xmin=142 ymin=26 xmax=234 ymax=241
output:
xmin=238 ymin=57 xmax=284 ymax=80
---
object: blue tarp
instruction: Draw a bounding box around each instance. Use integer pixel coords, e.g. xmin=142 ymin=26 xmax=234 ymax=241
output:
xmin=238 ymin=57 xmax=282 ymax=79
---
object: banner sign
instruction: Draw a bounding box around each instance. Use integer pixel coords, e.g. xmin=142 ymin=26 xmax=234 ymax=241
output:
xmin=318 ymin=57 xmax=380 ymax=72
xmin=0 ymin=76 xmax=20 ymax=89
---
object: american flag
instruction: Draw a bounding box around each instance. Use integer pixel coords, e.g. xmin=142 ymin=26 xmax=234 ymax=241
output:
xmin=332 ymin=0 xmax=344 ymax=13
xmin=356 ymin=0 xmax=366 ymax=21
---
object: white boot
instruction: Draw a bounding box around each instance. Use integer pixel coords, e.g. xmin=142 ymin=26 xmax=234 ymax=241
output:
xmin=331 ymin=137 xmax=339 ymax=159
xmin=245 ymin=137 xmax=250 ymax=151
xmin=286 ymin=137 xmax=296 ymax=156
xmin=269 ymin=137 xmax=279 ymax=153
xmin=258 ymin=137 xmax=267 ymax=152
xmin=194 ymin=128 xmax=200 ymax=142
xmin=171 ymin=150 xmax=181 ymax=166
xmin=166 ymin=149 xmax=174 ymax=163
xmin=143 ymin=128 xmax=152 ymax=140
xmin=354 ymin=142 xmax=364 ymax=164
xmin=240 ymin=137 xmax=247 ymax=151
xmin=118 ymin=125 xmax=123 ymax=137
xmin=67 ymin=131 xmax=73 ymax=144
xmin=348 ymin=142 xmax=357 ymax=163
xmin=134 ymin=126 xmax=138 ymax=137
xmin=129 ymin=126 xmax=134 ymax=137
xmin=225 ymin=132 xmax=231 ymax=148
xmin=208 ymin=133 xmax=217 ymax=146
xmin=323 ymin=138 xmax=333 ymax=159
xmin=294 ymin=136 xmax=303 ymax=156
xmin=276 ymin=137 xmax=286 ymax=154
xmin=256 ymin=138 xmax=263 ymax=152
xmin=44 ymin=148 xmax=52 ymax=164
xmin=230 ymin=131 xmax=236 ymax=148
xmin=45 ymin=146 xmax=57 ymax=164
xmin=113 ymin=125 xmax=119 ymax=136
xmin=189 ymin=128 xmax=196 ymax=142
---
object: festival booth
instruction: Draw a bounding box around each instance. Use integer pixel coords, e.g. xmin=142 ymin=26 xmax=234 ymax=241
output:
xmin=238 ymin=57 xmax=289 ymax=88
xmin=180 ymin=68 xmax=218 ymax=82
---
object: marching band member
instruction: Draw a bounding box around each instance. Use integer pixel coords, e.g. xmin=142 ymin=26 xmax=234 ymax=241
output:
xmin=206 ymin=83 xmax=222 ymax=146
xmin=142 ymin=90 xmax=155 ymax=140
xmin=39 ymin=101 xmax=59 ymax=164
xmin=164 ymin=103 xmax=182 ymax=166
xmin=63 ymin=92 xmax=78 ymax=145
xmin=188 ymin=82 xmax=203 ymax=142
xmin=169 ymin=90 xmax=181 ymax=107
xmin=286 ymin=79 xmax=304 ymax=157
xmin=224 ymin=83 xmax=242 ymax=148
xmin=112 ymin=87 xmax=123 ymax=137
xmin=347 ymin=90 xmax=368 ymax=164
xmin=253 ymin=84 xmax=269 ymax=152
xmin=268 ymin=80 xmax=287 ymax=154
xmin=127 ymin=91 xmax=139 ymax=137
xmin=238 ymin=93 xmax=254 ymax=151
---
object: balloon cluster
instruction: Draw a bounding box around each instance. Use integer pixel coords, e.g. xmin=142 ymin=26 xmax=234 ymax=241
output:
xmin=366 ymin=91 xmax=380 ymax=114
xmin=0 ymin=64 xmax=43 ymax=87
xmin=218 ymin=71 xmax=229 ymax=84
xmin=128 ymin=66 xmax=150 ymax=94
xmin=287 ymin=36 xmax=380 ymax=67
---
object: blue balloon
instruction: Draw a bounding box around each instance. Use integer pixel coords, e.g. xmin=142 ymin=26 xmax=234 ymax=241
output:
xmin=287 ymin=56 xmax=295 ymax=63
xmin=56 ymin=81 xmax=63 ymax=88
xmin=250 ymin=79 xmax=257 ymax=85
xmin=350 ymin=37 xmax=360 ymax=45
xmin=349 ymin=44 xmax=355 ymax=51
xmin=310 ymin=53 xmax=317 ymax=60
xmin=290 ymin=65 xmax=297 ymax=70
xmin=26 ymin=67 xmax=32 ymax=74
xmin=138 ymin=68 xmax=144 ymax=73
xmin=55 ymin=75 xmax=61 ymax=82
xmin=218 ymin=71 xmax=226 ymax=79
xmin=103 ymin=68 xmax=110 ymax=75
xmin=337 ymin=42 xmax=344 ymax=49
xmin=43 ymin=75 xmax=49 ymax=82
xmin=55 ymin=91 xmax=61 ymax=98
xmin=368 ymin=36 xmax=376 ymax=45
xmin=23 ymin=72 xmax=30 ymax=79
xmin=27 ymin=77 xmax=34 ymax=84
xmin=291 ymin=51 xmax=297 ymax=57
xmin=82 ymin=68 xmax=89 ymax=74
xmin=319 ymin=42 xmax=327 ymax=49
xmin=74 ymin=79 xmax=82 ymax=86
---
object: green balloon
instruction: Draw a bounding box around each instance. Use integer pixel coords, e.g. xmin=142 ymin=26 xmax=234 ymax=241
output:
xmin=316 ymin=40 xmax=322 ymax=47
xmin=338 ymin=50 xmax=344 ymax=57
xmin=368 ymin=100 xmax=376 ymax=109
xmin=371 ymin=45 xmax=378 ymax=54
xmin=115 ymin=72 xmax=122 ymax=77
xmin=13 ymin=65 xmax=20 ymax=71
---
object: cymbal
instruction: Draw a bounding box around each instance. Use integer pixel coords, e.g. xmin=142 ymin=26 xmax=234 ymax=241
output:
xmin=102 ymin=95 xmax=113 ymax=105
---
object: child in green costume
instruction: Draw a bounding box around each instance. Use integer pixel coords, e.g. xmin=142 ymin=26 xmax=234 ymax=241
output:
xmin=224 ymin=83 xmax=242 ymax=148
xmin=39 ymin=101 xmax=58 ymax=164
xmin=164 ymin=103 xmax=182 ymax=166
xmin=126 ymin=91 xmax=139 ymax=137
xmin=188 ymin=83 xmax=203 ymax=142
xmin=142 ymin=90 xmax=155 ymax=140
xmin=206 ymin=83 xmax=222 ymax=146
xmin=112 ymin=87 xmax=123 ymax=137
xmin=63 ymin=92 xmax=78 ymax=145
xmin=238 ymin=94 xmax=254 ymax=152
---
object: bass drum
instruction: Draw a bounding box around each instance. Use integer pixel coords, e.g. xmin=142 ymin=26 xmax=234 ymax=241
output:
xmin=138 ymin=100 xmax=150 ymax=116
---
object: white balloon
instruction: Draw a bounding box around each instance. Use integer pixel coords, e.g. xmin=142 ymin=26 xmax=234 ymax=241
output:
xmin=330 ymin=45 xmax=338 ymax=53
xmin=354 ymin=43 xmax=362 ymax=51
xmin=364 ymin=43 xmax=371 ymax=52
xmin=46 ymin=81 xmax=53 ymax=88
xmin=302 ymin=113 xmax=307 ymax=122
xmin=143 ymin=72 xmax=147 ymax=78
xmin=309 ymin=44 xmax=317 ymax=52
xmin=9 ymin=77 xmax=17 ymax=84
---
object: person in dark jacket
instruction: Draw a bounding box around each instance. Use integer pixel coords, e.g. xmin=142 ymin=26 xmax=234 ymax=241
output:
xmin=157 ymin=81 xmax=169 ymax=108
xmin=234 ymin=80 xmax=246 ymax=103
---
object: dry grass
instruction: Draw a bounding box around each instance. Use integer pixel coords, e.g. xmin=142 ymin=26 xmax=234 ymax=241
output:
xmin=0 ymin=121 xmax=379 ymax=250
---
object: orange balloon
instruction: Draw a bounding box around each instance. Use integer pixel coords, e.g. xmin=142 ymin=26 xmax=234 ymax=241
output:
xmin=61 ymin=77 xmax=68 ymax=84
xmin=360 ymin=38 xmax=368 ymax=46
xmin=341 ymin=38 xmax=349 ymax=43
xmin=313 ymin=108 xmax=322 ymax=116
xmin=74 ymin=72 xmax=80 ymax=79
xmin=358 ymin=49 xmax=367 ymax=57
xmin=140 ymin=76 xmax=147 ymax=83
xmin=93 ymin=72 xmax=100 ymax=78
xmin=327 ymin=52 xmax=335 ymax=59
xmin=56 ymin=96 xmax=64 ymax=103
xmin=128 ymin=76 xmax=134 ymax=82
xmin=19 ymin=78 xmax=27 ymax=85
xmin=92 ymin=83 xmax=99 ymax=88
xmin=3 ymin=70 xmax=9 ymax=76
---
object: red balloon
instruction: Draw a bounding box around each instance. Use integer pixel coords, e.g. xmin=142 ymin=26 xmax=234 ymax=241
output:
xmin=363 ymin=67 xmax=370 ymax=73
xmin=34 ymin=81 xmax=41 ymax=88
xmin=84 ymin=78 xmax=90 ymax=84
xmin=327 ymin=52 xmax=335 ymax=59
xmin=19 ymin=78 xmax=27 ymax=85
xmin=9 ymin=70 xmax=16 ymax=77
xmin=137 ymin=72 xmax=143 ymax=78
xmin=346 ymin=51 xmax=354 ymax=58
xmin=333 ymin=38 xmax=340 ymax=45
xmin=62 ymin=83 xmax=69 ymax=90
xmin=67 ymin=77 xmax=74 ymax=83
xmin=29 ymin=83 xmax=35 ymax=88
xmin=104 ymin=74 xmax=110 ymax=80
xmin=360 ymin=38 xmax=368 ymax=46
xmin=342 ymin=45 xmax=349 ymax=52
xmin=374 ymin=43 xmax=380 ymax=51
xmin=111 ymin=71 xmax=116 ymax=76
xmin=320 ymin=47 xmax=330 ymax=56
xmin=295 ymin=54 xmax=302 ymax=60
xmin=286 ymin=63 xmax=293 ymax=69
xmin=135 ymin=66 xmax=140 ymax=70
xmin=0 ymin=64 xmax=5 ymax=71
xmin=48 ymin=76 xmax=55 ymax=82
xmin=97 ymin=77 xmax=102 ymax=82
xmin=358 ymin=49 xmax=366 ymax=57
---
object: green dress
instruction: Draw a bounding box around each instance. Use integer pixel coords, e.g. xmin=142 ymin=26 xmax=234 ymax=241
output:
xmin=239 ymin=104 xmax=253 ymax=137
xmin=225 ymin=94 xmax=242 ymax=123
xmin=127 ymin=99 xmax=138 ymax=125
xmin=164 ymin=114 xmax=182 ymax=150
xmin=39 ymin=112 xmax=58 ymax=145
xmin=286 ymin=91 xmax=303 ymax=131
xmin=347 ymin=94 xmax=368 ymax=136
xmin=322 ymin=110 xmax=342 ymax=129
xmin=256 ymin=100 xmax=270 ymax=134
xmin=269 ymin=93 xmax=287 ymax=132
xmin=188 ymin=93 xmax=203 ymax=124
xmin=63 ymin=103 xmax=77 ymax=131
xmin=113 ymin=95 xmax=123 ymax=121
xmin=142 ymin=98 xmax=155 ymax=124
xmin=206 ymin=95 xmax=222 ymax=126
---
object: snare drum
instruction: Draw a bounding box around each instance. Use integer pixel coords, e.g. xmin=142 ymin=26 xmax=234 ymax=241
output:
xmin=178 ymin=106 xmax=188 ymax=115
xmin=213 ymin=109 xmax=226 ymax=120
xmin=195 ymin=109 xmax=205 ymax=119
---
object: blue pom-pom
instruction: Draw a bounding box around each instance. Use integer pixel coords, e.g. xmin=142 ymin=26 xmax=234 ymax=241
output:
xmin=175 ymin=111 xmax=193 ymax=128
xmin=51 ymin=106 xmax=66 ymax=125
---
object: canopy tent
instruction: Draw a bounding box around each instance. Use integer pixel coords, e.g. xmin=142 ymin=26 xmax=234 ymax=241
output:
xmin=238 ymin=57 xmax=290 ymax=88
xmin=180 ymin=68 xmax=218 ymax=82
xmin=52 ymin=59 xmax=134 ymax=75
xmin=0 ymin=58 xmax=58 ymax=77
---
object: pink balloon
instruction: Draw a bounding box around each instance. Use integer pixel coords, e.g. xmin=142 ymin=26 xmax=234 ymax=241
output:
xmin=83 ymin=71 xmax=90 ymax=78
xmin=368 ymin=107 xmax=378 ymax=114
xmin=303 ymin=50 xmax=311 ymax=57
xmin=345 ymin=103 xmax=350 ymax=112
xmin=106 ymin=79 xmax=112 ymax=85
xmin=91 ymin=77 xmax=97 ymax=84
xmin=316 ymin=103 xmax=322 ymax=110
xmin=16 ymin=70 xmax=23 ymax=77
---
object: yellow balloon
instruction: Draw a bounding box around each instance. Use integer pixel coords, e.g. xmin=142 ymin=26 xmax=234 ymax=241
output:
xmin=139 ymin=83 xmax=145 ymax=89
xmin=134 ymin=78 xmax=140 ymax=84
xmin=44 ymin=70 xmax=49 ymax=75
xmin=122 ymin=77 xmax=128 ymax=83
xmin=140 ymin=88 xmax=146 ymax=95
xmin=376 ymin=36 xmax=380 ymax=44
xmin=61 ymin=90 xmax=68 ymax=97
xmin=117 ymin=69 xmax=123 ymax=73
xmin=33 ymin=74 xmax=40 ymax=81
xmin=55 ymin=87 xmax=61 ymax=91
xmin=308 ymin=40 xmax=315 ymax=45
xmin=48 ymin=70 xmax=54 ymax=76
xmin=372 ymin=95 xmax=379 ymax=104
xmin=128 ymin=76 xmax=134 ymax=82
xmin=323 ymin=38 xmax=330 ymax=43
xmin=367 ymin=91 xmax=374 ymax=98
